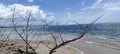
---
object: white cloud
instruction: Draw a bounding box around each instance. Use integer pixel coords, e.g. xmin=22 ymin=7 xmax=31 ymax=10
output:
xmin=0 ymin=0 xmax=120 ymax=25
xmin=104 ymin=2 xmax=120 ymax=11
xmin=0 ymin=3 xmax=56 ymax=25
xmin=59 ymin=11 xmax=95 ymax=24
xmin=95 ymin=0 xmax=103 ymax=5
xmin=101 ymin=2 xmax=120 ymax=23
xmin=28 ymin=0 xmax=34 ymax=3
xmin=0 ymin=3 xmax=47 ymax=19
xmin=91 ymin=0 xmax=103 ymax=9
xmin=81 ymin=0 xmax=120 ymax=23
xmin=89 ymin=0 xmax=120 ymax=12
xmin=95 ymin=0 xmax=120 ymax=23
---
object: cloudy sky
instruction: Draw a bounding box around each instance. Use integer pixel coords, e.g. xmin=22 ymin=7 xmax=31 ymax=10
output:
xmin=0 ymin=0 xmax=120 ymax=25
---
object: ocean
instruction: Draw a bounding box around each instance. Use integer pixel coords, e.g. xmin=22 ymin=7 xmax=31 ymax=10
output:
xmin=42 ymin=23 xmax=120 ymax=42
xmin=0 ymin=23 xmax=120 ymax=42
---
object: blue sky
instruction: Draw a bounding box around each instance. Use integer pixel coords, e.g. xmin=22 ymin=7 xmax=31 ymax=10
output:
xmin=0 ymin=0 xmax=120 ymax=25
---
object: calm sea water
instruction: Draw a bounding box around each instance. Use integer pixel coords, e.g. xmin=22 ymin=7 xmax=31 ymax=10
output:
xmin=43 ymin=23 xmax=120 ymax=42
xmin=0 ymin=23 xmax=120 ymax=42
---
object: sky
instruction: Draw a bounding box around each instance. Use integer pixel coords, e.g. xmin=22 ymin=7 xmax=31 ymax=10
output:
xmin=0 ymin=0 xmax=120 ymax=25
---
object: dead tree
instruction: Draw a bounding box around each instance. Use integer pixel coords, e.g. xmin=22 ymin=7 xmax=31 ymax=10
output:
xmin=0 ymin=17 xmax=14 ymax=46
xmin=11 ymin=8 xmax=37 ymax=54
xmin=48 ymin=14 xmax=104 ymax=54
xmin=11 ymin=6 xmax=104 ymax=54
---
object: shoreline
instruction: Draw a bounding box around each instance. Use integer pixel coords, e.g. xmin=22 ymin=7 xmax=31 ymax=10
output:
xmin=0 ymin=39 xmax=81 ymax=54
xmin=1 ymin=35 xmax=120 ymax=54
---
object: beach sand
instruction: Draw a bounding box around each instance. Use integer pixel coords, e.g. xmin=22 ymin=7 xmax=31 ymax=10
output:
xmin=70 ymin=38 xmax=120 ymax=54
xmin=0 ymin=39 xmax=81 ymax=54
xmin=0 ymin=37 xmax=120 ymax=54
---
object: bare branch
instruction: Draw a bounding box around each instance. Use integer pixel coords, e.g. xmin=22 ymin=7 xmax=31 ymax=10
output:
xmin=11 ymin=8 xmax=36 ymax=54
xmin=49 ymin=14 xmax=104 ymax=54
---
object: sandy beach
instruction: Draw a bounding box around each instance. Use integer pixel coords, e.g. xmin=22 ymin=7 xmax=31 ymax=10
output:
xmin=0 ymin=39 xmax=81 ymax=54
xmin=70 ymin=38 xmax=120 ymax=54
xmin=0 ymin=36 xmax=120 ymax=54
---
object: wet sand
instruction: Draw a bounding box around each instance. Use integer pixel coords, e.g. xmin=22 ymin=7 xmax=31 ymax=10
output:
xmin=70 ymin=38 xmax=120 ymax=54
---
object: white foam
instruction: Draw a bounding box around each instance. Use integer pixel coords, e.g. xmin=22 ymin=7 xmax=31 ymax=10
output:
xmin=67 ymin=45 xmax=85 ymax=54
